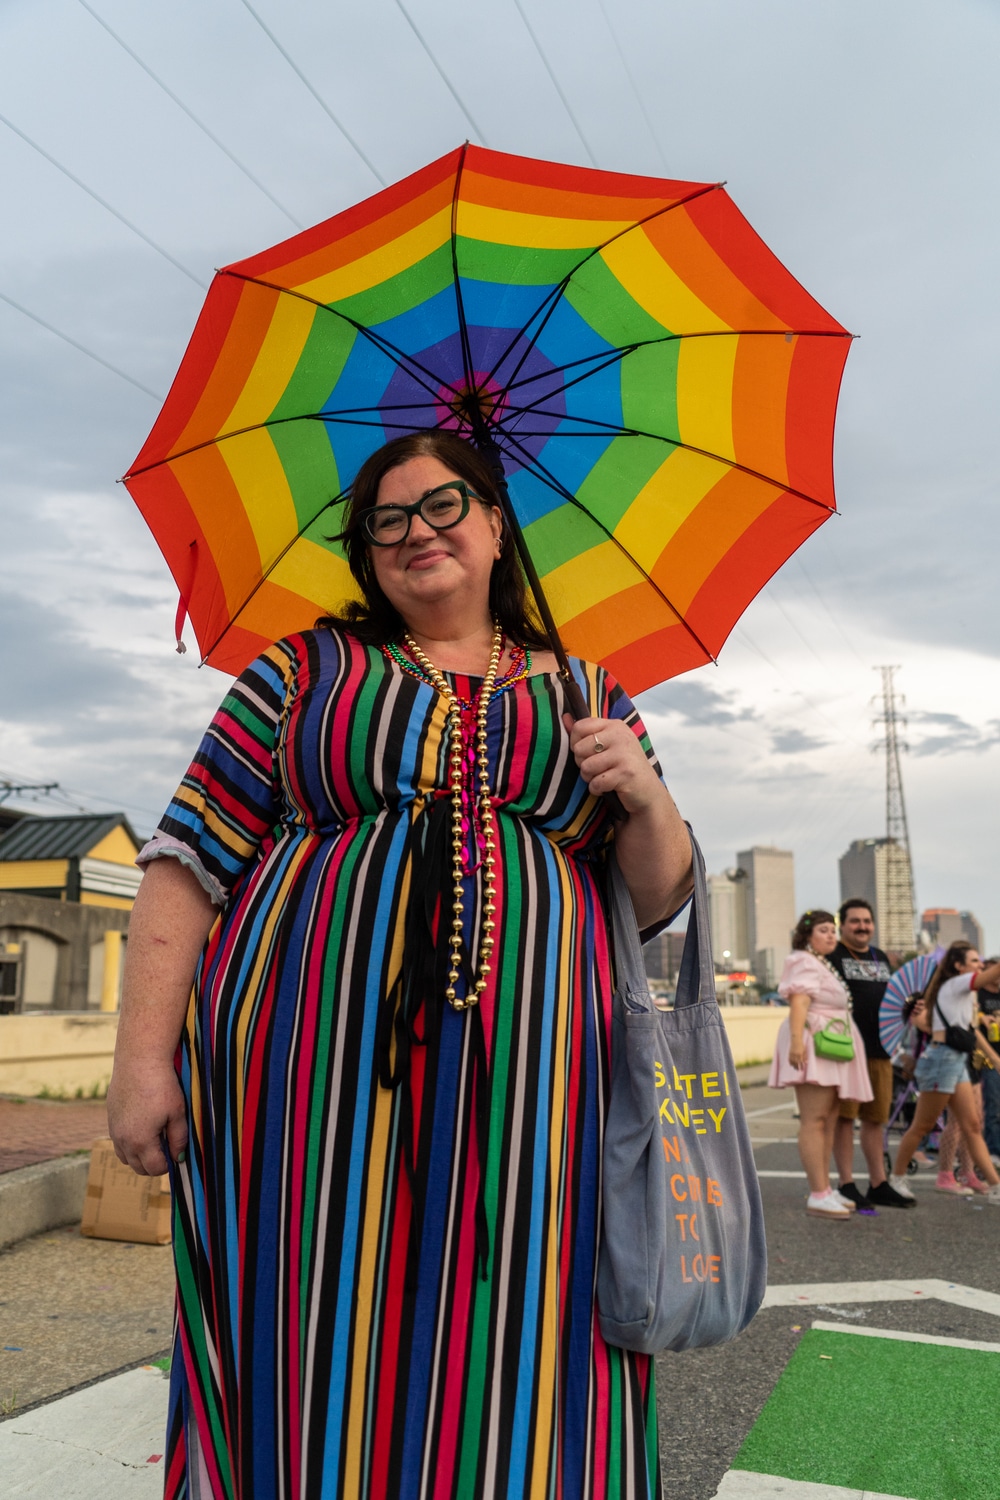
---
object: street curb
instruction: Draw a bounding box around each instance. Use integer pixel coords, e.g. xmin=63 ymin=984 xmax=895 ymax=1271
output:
xmin=0 ymin=1155 xmax=89 ymax=1250
xmin=0 ymin=1346 xmax=172 ymax=1423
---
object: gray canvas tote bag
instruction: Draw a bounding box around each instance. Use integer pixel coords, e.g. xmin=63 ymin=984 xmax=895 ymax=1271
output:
xmin=597 ymin=832 xmax=767 ymax=1353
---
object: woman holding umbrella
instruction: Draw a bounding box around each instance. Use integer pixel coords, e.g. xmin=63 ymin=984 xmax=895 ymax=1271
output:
xmin=108 ymin=430 xmax=693 ymax=1500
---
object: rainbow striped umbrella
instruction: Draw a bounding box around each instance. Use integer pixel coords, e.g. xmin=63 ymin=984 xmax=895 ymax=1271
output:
xmin=124 ymin=145 xmax=852 ymax=690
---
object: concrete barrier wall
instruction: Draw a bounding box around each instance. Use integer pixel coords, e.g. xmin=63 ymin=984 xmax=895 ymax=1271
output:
xmin=0 ymin=1014 xmax=119 ymax=1097
xmin=0 ymin=1004 xmax=787 ymax=1096
xmin=718 ymin=1004 xmax=786 ymax=1067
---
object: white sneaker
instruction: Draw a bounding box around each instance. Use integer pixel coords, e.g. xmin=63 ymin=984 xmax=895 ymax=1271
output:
xmin=833 ymin=1190 xmax=857 ymax=1212
xmin=984 ymin=1184 xmax=1000 ymax=1206
xmin=888 ymin=1173 xmax=916 ymax=1202
xmin=806 ymin=1190 xmax=852 ymax=1219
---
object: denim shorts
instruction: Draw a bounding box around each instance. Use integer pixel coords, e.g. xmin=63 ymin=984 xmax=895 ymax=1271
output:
xmin=914 ymin=1044 xmax=969 ymax=1095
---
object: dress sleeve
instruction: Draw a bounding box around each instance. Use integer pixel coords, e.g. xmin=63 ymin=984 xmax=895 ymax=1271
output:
xmin=599 ymin=669 xmax=663 ymax=778
xmin=778 ymin=950 xmax=822 ymax=1002
xmin=136 ymin=639 xmax=299 ymax=905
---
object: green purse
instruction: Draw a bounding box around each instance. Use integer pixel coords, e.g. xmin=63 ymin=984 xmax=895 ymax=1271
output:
xmin=813 ymin=1017 xmax=854 ymax=1062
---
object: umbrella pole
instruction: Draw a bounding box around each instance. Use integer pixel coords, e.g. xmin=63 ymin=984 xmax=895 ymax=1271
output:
xmin=474 ymin=431 xmax=626 ymax=819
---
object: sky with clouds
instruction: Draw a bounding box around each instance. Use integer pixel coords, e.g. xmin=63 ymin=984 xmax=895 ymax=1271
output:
xmin=2 ymin=0 xmax=998 ymax=945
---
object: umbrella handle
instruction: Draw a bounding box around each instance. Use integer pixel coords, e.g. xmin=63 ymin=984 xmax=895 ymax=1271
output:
xmin=473 ymin=430 xmax=626 ymax=822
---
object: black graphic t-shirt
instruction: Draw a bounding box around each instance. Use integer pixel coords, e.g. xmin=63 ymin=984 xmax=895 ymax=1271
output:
xmin=830 ymin=942 xmax=892 ymax=1060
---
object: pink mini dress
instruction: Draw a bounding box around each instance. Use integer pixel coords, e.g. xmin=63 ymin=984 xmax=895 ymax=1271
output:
xmin=768 ymin=949 xmax=874 ymax=1098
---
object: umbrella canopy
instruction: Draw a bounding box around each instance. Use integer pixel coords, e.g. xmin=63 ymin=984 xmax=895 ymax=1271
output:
xmin=879 ymin=952 xmax=939 ymax=1056
xmin=124 ymin=145 xmax=852 ymax=689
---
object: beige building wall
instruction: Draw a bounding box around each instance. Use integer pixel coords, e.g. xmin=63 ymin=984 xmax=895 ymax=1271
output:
xmin=708 ymin=870 xmax=750 ymax=970
xmin=737 ymin=846 xmax=796 ymax=988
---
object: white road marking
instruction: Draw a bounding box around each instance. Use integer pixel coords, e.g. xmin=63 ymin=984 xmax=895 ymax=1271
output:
xmin=713 ymin=1473 xmax=914 ymax=1499
xmin=743 ymin=1102 xmax=797 ymax=1119
xmin=810 ymin=1319 xmax=1000 ymax=1354
xmin=762 ymin=1279 xmax=1000 ymax=1317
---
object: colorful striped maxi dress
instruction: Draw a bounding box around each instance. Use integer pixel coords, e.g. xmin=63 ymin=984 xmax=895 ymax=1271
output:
xmin=146 ymin=627 xmax=662 ymax=1500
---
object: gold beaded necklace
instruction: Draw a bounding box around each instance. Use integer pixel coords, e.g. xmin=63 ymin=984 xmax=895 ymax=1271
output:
xmin=402 ymin=620 xmax=502 ymax=1011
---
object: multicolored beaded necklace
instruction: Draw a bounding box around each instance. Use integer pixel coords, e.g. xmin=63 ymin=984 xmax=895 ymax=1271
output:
xmin=381 ymin=623 xmax=531 ymax=1010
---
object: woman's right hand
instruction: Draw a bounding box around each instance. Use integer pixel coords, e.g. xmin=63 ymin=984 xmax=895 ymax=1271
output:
xmin=107 ymin=1056 xmax=188 ymax=1177
xmin=787 ymin=1034 xmax=807 ymax=1071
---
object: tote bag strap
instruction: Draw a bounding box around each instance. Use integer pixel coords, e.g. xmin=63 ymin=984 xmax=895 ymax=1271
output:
xmin=674 ymin=826 xmax=715 ymax=1010
xmin=607 ymin=850 xmax=653 ymax=1013
xmin=608 ymin=824 xmax=712 ymax=1013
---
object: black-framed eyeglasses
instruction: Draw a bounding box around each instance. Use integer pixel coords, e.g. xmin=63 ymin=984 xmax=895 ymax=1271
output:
xmin=356 ymin=481 xmax=483 ymax=547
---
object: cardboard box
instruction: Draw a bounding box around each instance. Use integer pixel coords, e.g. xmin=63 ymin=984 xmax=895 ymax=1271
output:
xmin=80 ymin=1138 xmax=172 ymax=1245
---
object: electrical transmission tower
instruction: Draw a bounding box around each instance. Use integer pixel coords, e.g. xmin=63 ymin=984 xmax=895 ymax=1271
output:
xmin=873 ymin=666 xmax=917 ymax=952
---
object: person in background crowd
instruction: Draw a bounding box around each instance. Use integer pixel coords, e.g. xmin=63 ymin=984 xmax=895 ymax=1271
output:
xmin=831 ymin=899 xmax=913 ymax=1210
xmin=935 ymin=958 xmax=1000 ymax=1193
xmin=896 ymin=994 xmax=936 ymax=1169
xmin=977 ymin=959 xmax=1000 ymax=1165
xmin=890 ymin=942 xmax=1000 ymax=1202
xmin=770 ymin=910 xmax=873 ymax=1220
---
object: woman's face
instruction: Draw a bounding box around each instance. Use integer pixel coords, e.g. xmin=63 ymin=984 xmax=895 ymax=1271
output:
xmin=808 ymin=921 xmax=838 ymax=955
xmin=957 ymin=950 xmax=983 ymax=974
xmin=367 ymin=455 xmax=502 ymax=627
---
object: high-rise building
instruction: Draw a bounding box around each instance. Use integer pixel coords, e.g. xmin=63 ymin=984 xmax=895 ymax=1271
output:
xmin=643 ymin=929 xmax=689 ymax=985
xmin=707 ymin=869 xmax=751 ymax=971
xmin=736 ymin=846 xmax=796 ymax=988
xmin=921 ymin=908 xmax=985 ymax=952
xmin=839 ymin=838 xmax=917 ymax=953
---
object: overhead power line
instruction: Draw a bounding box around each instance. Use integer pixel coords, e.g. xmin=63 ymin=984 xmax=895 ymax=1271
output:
xmin=236 ymin=0 xmax=386 ymax=186
xmin=0 ymin=110 xmax=206 ymax=288
xmin=0 ymin=289 xmax=161 ymax=399
xmin=76 ymin=0 xmax=305 ymax=230
xmin=392 ymin=1 xmax=490 ymax=145
xmin=593 ymin=0 xmax=668 ymax=171
xmin=509 ymin=0 xmax=597 ymax=167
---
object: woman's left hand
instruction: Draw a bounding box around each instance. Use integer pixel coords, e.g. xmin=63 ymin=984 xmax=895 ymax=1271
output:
xmin=563 ymin=715 xmax=665 ymax=816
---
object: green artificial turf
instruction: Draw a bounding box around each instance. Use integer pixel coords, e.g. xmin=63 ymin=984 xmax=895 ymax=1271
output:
xmin=733 ymin=1328 xmax=999 ymax=1500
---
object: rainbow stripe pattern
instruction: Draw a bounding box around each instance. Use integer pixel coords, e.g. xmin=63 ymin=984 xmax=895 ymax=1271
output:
xmin=157 ymin=629 xmax=661 ymax=1498
xmin=124 ymin=144 xmax=851 ymax=691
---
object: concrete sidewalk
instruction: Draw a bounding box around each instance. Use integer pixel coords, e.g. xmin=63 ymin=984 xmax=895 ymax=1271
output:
xmin=0 ymin=1363 xmax=169 ymax=1498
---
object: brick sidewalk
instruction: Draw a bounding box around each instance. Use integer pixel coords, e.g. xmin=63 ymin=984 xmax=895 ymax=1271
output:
xmin=0 ymin=1096 xmax=108 ymax=1173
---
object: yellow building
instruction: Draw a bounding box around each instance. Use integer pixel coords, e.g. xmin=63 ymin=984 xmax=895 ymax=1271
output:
xmin=0 ymin=813 xmax=141 ymax=911
xmin=0 ymin=815 xmax=141 ymax=1011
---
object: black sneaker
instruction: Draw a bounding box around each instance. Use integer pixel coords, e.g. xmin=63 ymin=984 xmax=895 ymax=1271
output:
xmin=868 ymin=1179 xmax=917 ymax=1209
xmin=838 ymin=1181 xmax=876 ymax=1214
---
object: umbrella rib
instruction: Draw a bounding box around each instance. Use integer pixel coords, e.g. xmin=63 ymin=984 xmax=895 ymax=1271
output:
xmin=499 ymin=407 xmax=836 ymax=514
xmin=480 ymin=180 xmax=724 ymax=390
xmin=450 ymin=144 xmax=477 ymax=397
xmin=220 ymin=270 xmax=463 ymax=403
xmin=200 ymin=487 xmax=352 ymax=664
xmin=498 ymin=326 xmax=852 ymax=402
xmin=493 ymin=429 xmax=717 ymax=665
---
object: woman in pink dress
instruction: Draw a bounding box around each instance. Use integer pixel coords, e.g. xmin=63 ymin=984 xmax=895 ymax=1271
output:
xmin=769 ymin=910 xmax=873 ymax=1219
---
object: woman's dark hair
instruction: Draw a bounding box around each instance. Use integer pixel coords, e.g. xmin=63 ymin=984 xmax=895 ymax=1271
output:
xmin=921 ymin=940 xmax=977 ymax=1014
xmin=791 ymin=909 xmax=837 ymax=950
xmin=317 ymin=431 xmax=548 ymax=649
